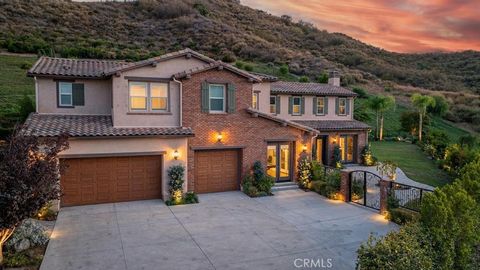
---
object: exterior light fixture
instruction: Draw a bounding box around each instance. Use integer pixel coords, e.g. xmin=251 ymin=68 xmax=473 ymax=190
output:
xmin=302 ymin=144 xmax=307 ymax=152
xmin=173 ymin=150 xmax=180 ymax=160
xmin=217 ymin=133 xmax=223 ymax=142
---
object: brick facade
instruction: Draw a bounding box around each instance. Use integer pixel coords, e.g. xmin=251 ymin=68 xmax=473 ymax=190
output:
xmin=181 ymin=69 xmax=314 ymax=192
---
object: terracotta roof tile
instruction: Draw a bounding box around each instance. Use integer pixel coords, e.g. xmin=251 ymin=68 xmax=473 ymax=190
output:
xmin=173 ymin=61 xmax=262 ymax=82
xmin=271 ymin=81 xmax=357 ymax=96
xmin=22 ymin=114 xmax=194 ymax=137
xmin=245 ymin=108 xmax=319 ymax=134
xmin=293 ymin=120 xmax=370 ymax=131
xmin=27 ymin=57 xmax=129 ymax=78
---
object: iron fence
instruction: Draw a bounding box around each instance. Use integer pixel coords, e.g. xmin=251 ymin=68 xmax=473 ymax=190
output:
xmin=388 ymin=182 xmax=434 ymax=212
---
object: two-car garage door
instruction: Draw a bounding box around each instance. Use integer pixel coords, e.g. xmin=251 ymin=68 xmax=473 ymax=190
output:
xmin=61 ymin=155 xmax=162 ymax=206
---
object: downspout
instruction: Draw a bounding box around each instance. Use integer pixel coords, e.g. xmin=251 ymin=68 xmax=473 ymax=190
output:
xmin=34 ymin=76 xmax=38 ymax=112
xmin=173 ymin=77 xmax=183 ymax=127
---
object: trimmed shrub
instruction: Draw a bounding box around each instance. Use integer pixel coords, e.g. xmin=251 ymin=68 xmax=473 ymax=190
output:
xmin=242 ymin=161 xmax=274 ymax=197
xmin=357 ymin=223 xmax=434 ymax=270
xmin=299 ymin=76 xmax=309 ymax=82
xmin=184 ymin=192 xmax=199 ymax=204
xmin=387 ymin=208 xmax=420 ymax=225
xmin=297 ymin=155 xmax=312 ymax=189
xmin=310 ymin=180 xmax=326 ymax=194
xmin=6 ymin=220 xmax=48 ymax=251
xmin=310 ymin=160 xmax=325 ymax=182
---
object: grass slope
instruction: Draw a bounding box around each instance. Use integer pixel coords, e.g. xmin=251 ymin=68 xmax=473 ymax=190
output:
xmin=371 ymin=141 xmax=450 ymax=187
xmin=357 ymin=98 xmax=470 ymax=142
xmin=0 ymin=54 xmax=36 ymax=115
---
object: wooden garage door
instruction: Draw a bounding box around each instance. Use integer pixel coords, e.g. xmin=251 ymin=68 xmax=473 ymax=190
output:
xmin=195 ymin=150 xmax=240 ymax=193
xmin=61 ymin=155 xmax=162 ymax=206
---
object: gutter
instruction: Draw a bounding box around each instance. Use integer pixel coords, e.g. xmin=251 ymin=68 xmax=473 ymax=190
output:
xmin=172 ymin=77 xmax=183 ymax=127
xmin=34 ymin=76 xmax=38 ymax=113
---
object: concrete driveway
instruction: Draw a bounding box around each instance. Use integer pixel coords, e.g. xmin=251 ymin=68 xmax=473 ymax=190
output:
xmin=41 ymin=190 xmax=397 ymax=270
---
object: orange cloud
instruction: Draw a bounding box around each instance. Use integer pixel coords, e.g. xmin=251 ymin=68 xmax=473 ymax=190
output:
xmin=241 ymin=0 xmax=480 ymax=52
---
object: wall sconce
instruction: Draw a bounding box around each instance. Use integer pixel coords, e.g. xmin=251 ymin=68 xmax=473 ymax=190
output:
xmin=217 ymin=133 xmax=223 ymax=142
xmin=332 ymin=138 xmax=337 ymax=144
xmin=173 ymin=150 xmax=180 ymax=160
xmin=302 ymin=144 xmax=307 ymax=152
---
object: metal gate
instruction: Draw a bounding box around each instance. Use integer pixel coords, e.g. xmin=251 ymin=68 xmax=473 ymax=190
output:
xmin=349 ymin=170 xmax=382 ymax=210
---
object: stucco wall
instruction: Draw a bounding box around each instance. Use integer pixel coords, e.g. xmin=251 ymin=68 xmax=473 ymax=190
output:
xmin=60 ymin=137 xmax=189 ymax=200
xmin=273 ymin=95 xmax=354 ymax=121
xmin=252 ymin=82 xmax=270 ymax=111
xmin=111 ymin=57 xmax=207 ymax=127
xmin=36 ymin=78 xmax=112 ymax=115
xmin=318 ymin=130 xmax=368 ymax=166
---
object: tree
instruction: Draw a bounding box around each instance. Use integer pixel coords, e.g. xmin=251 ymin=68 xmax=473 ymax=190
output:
xmin=368 ymin=95 xmax=395 ymax=140
xmin=411 ymin=94 xmax=435 ymax=142
xmin=0 ymin=130 xmax=68 ymax=266
xmin=400 ymin=111 xmax=430 ymax=136
xmin=427 ymin=95 xmax=449 ymax=117
xmin=279 ymin=64 xmax=289 ymax=75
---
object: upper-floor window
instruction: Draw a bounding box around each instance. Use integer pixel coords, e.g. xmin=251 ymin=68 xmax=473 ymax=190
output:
xmin=252 ymin=92 xmax=259 ymax=110
xmin=316 ymin=97 xmax=325 ymax=115
xmin=129 ymin=81 xmax=168 ymax=111
xmin=209 ymin=84 xmax=226 ymax=113
xmin=270 ymin=96 xmax=277 ymax=114
xmin=59 ymin=82 xmax=73 ymax=107
xmin=58 ymin=81 xmax=84 ymax=108
xmin=338 ymin=98 xmax=347 ymax=115
xmin=292 ymin=96 xmax=302 ymax=115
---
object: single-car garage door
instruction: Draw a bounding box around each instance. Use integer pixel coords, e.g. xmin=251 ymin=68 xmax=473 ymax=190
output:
xmin=61 ymin=155 xmax=162 ymax=206
xmin=195 ymin=150 xmax=240 ymax=193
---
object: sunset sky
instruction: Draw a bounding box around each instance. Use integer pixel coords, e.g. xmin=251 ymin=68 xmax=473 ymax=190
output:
xmin=241 ymin=0 xmax=480 ymax=53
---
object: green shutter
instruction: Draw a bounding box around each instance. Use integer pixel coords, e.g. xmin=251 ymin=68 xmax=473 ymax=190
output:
xmin=276 ymin=96 xmax=281 ymax=114
xmin=72 ymin=83 xmax=84 ymax=106
xmin=288 ymin=96 xmax=293 ymax=114
xmin=335 ymin=97 xmax=339 ymax=115
xmin=346 ymin=98 xmax=350 ymax=115
xmin=324 ymin=97 xmax=328 ymax=114
xmin=313 ymin=97 xmax=318 ymax=114
xmin=301 ymin=96 xmax=305 ymax=115
xmin=201 ymin=81 xmax=209 ymax=112
xmin=227 ymin=83 xmax=236 ymax=113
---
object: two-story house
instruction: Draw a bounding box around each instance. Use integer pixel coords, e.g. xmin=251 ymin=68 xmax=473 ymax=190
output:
xmin=23 ymin=49 xmax=369 ymax=206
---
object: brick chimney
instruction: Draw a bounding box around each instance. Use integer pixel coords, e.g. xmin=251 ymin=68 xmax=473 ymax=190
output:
xmin=328 ymin=70 xmax=340 ymax=87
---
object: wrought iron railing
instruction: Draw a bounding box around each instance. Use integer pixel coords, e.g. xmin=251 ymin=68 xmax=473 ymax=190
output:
xmin=388 ymin=182 xmax=434 ymax=212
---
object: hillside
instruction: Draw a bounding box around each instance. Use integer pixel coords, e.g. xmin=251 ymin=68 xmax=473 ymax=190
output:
xmin=0 ymin=0 xmax=478 ymax=132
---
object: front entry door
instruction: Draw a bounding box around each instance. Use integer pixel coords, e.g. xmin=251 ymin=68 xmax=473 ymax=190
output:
xmin=267 ymin=142 xmax=292 ymax=182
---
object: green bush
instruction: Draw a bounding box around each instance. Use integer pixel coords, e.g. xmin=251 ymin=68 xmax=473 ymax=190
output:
xmin=310 ymin=160 xmax=325 ymax=182
xmin=246 ymin=185 xmax=258 ymax=197
xmin=310 ymin=180 xmax=326 ymax=193
xmin=388 ymin=207 xmax=420 ymax=225
xmin=352 ymin=87 xmax=368 ymax=98
xmin=299 ymin=76 xmax=309 ymax=82
xmin=184 ymin=192 xmax=199 ymax=204
xmin=244 ymin=64 xmax=253 ymax=71
xmin=361 ymin=144 xmax=377 ymax=166
xmin=257 ymin=175 xmax=274 ymax=193
xmin=242 ymin=161 xmax=274 ymax=197
xmin=297 ymin=155 xmax=312 ymax=189
xmin=357 ymin=223 xmax=434 ymax=270
xmin=4 ymin=250 xmax=42 ymax=268
xmin=279 ymin=64 xmax=289 ymax=75
xmin=324 ymin=170 xmax=341 ymax=198
xmin=350 ymin=180 xmax=364 ymax=201
xmin=423 ymin=130 xmax=450 ymax=160
xmin=315 ymin=73 xmax=328 ymax=83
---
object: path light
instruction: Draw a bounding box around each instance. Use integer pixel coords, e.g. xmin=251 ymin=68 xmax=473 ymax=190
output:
xmin=173 ymin=150 xmax=180 ymax=160
xmin=217 ymin=133 xmax=223 ymax=142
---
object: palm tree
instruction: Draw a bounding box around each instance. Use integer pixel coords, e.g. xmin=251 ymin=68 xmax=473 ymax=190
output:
xmin=411 ymin=94 xmax=435 ymax=142
xmin=368 ymin=95 xmax=395 ymax=140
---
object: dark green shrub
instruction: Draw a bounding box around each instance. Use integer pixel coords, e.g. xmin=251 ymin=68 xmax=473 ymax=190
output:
xmin=361 ymin=144 xmax=376 ymax=166
xmin=242 ymin=161 xmax=274 ymax=197
xmin=252 ymin=161 xmax=264 ymax=182
xmin=443 ymin=144 xmax=476 ymax=175
xmin=310 ymin=160 xmax=325 ymax=182
xmin=246 ymin=185 xmax=258 ymax=197
xmin=18 ymin=95 xmax=35 ymax=120
xmin=235 ymin=61 xmax=244 ymax=69
xmin=166 ymin=165 xmax=185 ymax=205
xmin=423 ymin=130 xmax=450 ymax=160
xmin=352 ymin=87 xmax=368 ymax=98
xmin=184 ymin=192 xmax=199 ymax=204
xmin=333 ymin=145 xmax=342 ymax=168
xmin=193 ymin=2 xmax=209 ymax=16
xmin=386 ymin=194 xmax=399 ymax=210
xmin=427 ymin=95 xmax=449 ymax=117
xmin=257 ymin=175 xmax=274 ymax=194
xmin=19 ymin=62 xmax=32 ymax=70
xmin=459 ymin=134 xmax=477 ymax=148
xmin=357 ymin=223 xmax=434 ymax=270
xmin=315 ymin=73 xmax=328 ymax=83
xmin=4 ymin=250 xmax=42 ymax=268
xmin=279 ymin=64 xmax=289 ymax=75
xmin=299 ymin=76 xmax=309 ymax=82
xmin=324 ymin=170 xmax=341 ymax=198
xmin=350 ymin=180 xmax=364 ymax=201
xmin=310 ymin=180 xmax=326 ymax=193
xmin=388 ymin=207 xmax=420 ymax=225
xmin=244 ymin=64 xmax=253 ymax=71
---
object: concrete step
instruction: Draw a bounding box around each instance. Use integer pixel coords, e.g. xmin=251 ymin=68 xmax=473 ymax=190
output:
xmin=271 ymin=181 xmax=299 ymax=192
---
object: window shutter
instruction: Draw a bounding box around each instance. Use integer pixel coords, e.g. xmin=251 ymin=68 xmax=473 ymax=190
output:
xmin=72 ymin=83 xmax=84 ymax=106
xmin=335 ymin=97 xmax=339 ymax=115
xmin=227 ymin=83 xmax=236 ymax=113
xmin=313 ymin=97 xmax=318 ymax=114
xmin=301 ymin=96 xmax=305 ymax=115
xmin=346 ymin=98 xmax=350 ymax=115
xmin=324 ymin=97 xmax=329 ymax=114
xmin=288 ymin=97 xmax=293 ymax=114
xmin=276 ymin=96 xmax=281 ymax=114
xmin=201 ymin=81 xmax=209 ymax=112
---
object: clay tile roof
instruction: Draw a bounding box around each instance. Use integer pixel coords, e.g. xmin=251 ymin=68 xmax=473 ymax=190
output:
xmin=173 ymin=61 xmax=262 ymax=82
xmin=293 ymin=120 xmax=370 ymax=131
xmin=249 ymin=72 xmax=278 ymax=82
xmin=27 ymin=57 xmax=129 ymax=78
xmin=271 ymin=81 xmax=357 ymax=97
xmin=22 ymin=114 xmax=194 ymax=137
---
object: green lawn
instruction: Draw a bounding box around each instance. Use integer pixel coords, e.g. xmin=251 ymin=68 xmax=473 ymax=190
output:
xmin=356 ymin=98 xmax=470 ymax=142
xmin=0 ymin=54 xmax=36 ymax=115
xmin=371 ymin=141 xmax=451 ymax=187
